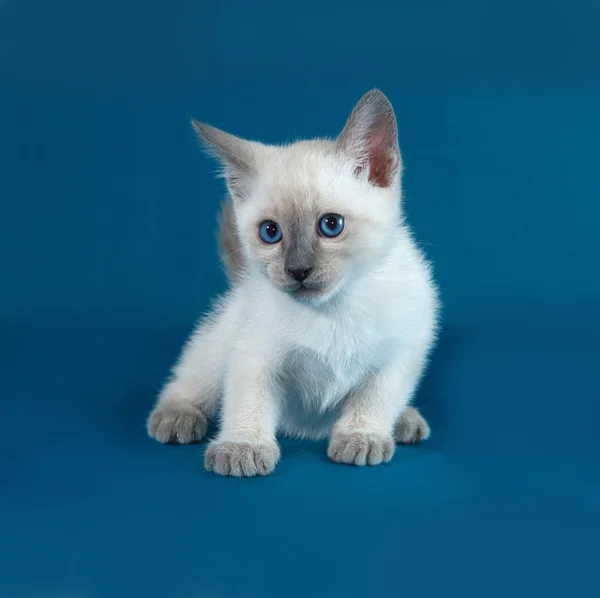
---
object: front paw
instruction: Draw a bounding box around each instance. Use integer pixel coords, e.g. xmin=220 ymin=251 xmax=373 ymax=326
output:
xmin=204 ymin=440 xmax=280 ymax=477
xmin=328 ymin=432 xmax=395 ymax=466
xmin=147 ymin=404 xmax=207 ymax=444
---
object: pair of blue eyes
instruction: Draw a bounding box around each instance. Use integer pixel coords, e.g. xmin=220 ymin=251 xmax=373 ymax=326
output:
xmin=258 ymin=214 xmax=345 ymax=244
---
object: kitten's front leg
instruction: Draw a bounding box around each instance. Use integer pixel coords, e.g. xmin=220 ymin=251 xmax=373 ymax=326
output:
xmin=328 ymin=349 xmax=428 ymax=466
xmin=205 ymin=349 xmax=280 ymax=477
xmin=147 ymin=307 xmax=232 ymax=445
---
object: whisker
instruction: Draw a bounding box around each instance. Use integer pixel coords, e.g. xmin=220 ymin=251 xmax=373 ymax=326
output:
xmin=218 ymin=248 xmax=242 ymax=264
xmin=415 ymin=239 xmax=440 ymax=248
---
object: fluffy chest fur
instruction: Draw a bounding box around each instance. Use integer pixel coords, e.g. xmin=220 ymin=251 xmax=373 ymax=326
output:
xmin=270 ymin=298 xmax=401 ymax=438
xmin=281 ymin=307 xmax=391 ymax=409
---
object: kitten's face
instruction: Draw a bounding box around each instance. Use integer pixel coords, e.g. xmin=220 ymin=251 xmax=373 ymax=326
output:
xmin=192 ymin=89 xmax=402 ymax=306
xmin=234 ymin=142 xmax=400 ymax=304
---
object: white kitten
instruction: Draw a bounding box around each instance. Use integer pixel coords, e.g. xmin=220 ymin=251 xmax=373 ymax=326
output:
xmin=147 ymin=89 xmax=440 ymax=477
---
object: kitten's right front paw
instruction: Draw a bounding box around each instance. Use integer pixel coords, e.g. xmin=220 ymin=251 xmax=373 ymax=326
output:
xmin=204 ymin=440 xmax=280 ymax=477
xmin=328 ymin=431 xmax=395 ymax=466
xmin=147 ymin=404 xmax=207 ymax=444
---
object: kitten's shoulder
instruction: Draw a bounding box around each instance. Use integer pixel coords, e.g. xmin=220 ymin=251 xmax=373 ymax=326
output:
xmin=366 ymin=227 xmax=439 ymax=321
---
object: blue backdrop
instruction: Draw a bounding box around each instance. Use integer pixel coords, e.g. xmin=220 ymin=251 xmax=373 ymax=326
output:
xmin=1 ymin=1 xmax=599 ymax=596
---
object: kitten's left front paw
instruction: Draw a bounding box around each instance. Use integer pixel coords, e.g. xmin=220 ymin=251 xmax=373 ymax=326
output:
xmin=395 ymin=406 xmax=431 ymax=444
xmin=328 ymin=432 xmax=395 ymax=466
xmin=204 ymin=440 xmax=280 ymax=477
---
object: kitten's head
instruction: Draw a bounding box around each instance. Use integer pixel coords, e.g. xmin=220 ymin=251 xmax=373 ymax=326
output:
xmin=192 ymin=89 xmax=403 ymax=305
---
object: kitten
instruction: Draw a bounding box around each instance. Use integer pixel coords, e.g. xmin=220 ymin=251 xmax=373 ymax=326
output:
xmin=147 ymin=89 xmax=440 ymax=477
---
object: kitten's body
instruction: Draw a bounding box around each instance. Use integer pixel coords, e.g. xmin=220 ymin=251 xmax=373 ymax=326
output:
xmin=148 ymin=91 xmax=439 ymax=476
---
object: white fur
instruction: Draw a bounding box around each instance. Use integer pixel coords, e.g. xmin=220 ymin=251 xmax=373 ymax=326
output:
xmin=148 ymin=90 xmax=440 ymax=476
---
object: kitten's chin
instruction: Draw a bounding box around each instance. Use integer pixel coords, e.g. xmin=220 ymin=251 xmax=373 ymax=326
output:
xmin=290 ymin=287 xmax=329 ymax=305
xmin=286 ymin=282 xmax=342 ymax=306
xmin=267 ymin=274 xmax=344 ymax=306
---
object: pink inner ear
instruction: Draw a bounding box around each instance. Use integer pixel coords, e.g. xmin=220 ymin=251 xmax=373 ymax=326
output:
xmin=370 ymin=129 xmax=386 ymax=149
xmin=367 ymin=129 xmax=394 ymax=188
xmin=368 ymin=151 xmax=394 ymax=188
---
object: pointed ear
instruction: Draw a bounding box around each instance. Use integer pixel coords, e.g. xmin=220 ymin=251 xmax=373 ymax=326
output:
xmin=191 ymin=119 xmax=260 ymax=201
xmin=336 ymin=89 xmax=401 ymax=188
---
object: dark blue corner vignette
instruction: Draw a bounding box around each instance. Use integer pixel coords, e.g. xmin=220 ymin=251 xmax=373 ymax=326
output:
xmin=1 ymin=1 xmax=599 ymax=597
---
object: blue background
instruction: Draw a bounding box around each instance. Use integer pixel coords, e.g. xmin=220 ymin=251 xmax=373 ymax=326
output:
xmin=1 ymin=0 xmax=599 ymax=596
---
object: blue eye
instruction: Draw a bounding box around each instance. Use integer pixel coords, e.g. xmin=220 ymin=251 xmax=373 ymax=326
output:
xmin=258 ymin=220 xmax=282 ymax=244
xmin=318 ymin=214 xmax=344 ymax=238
